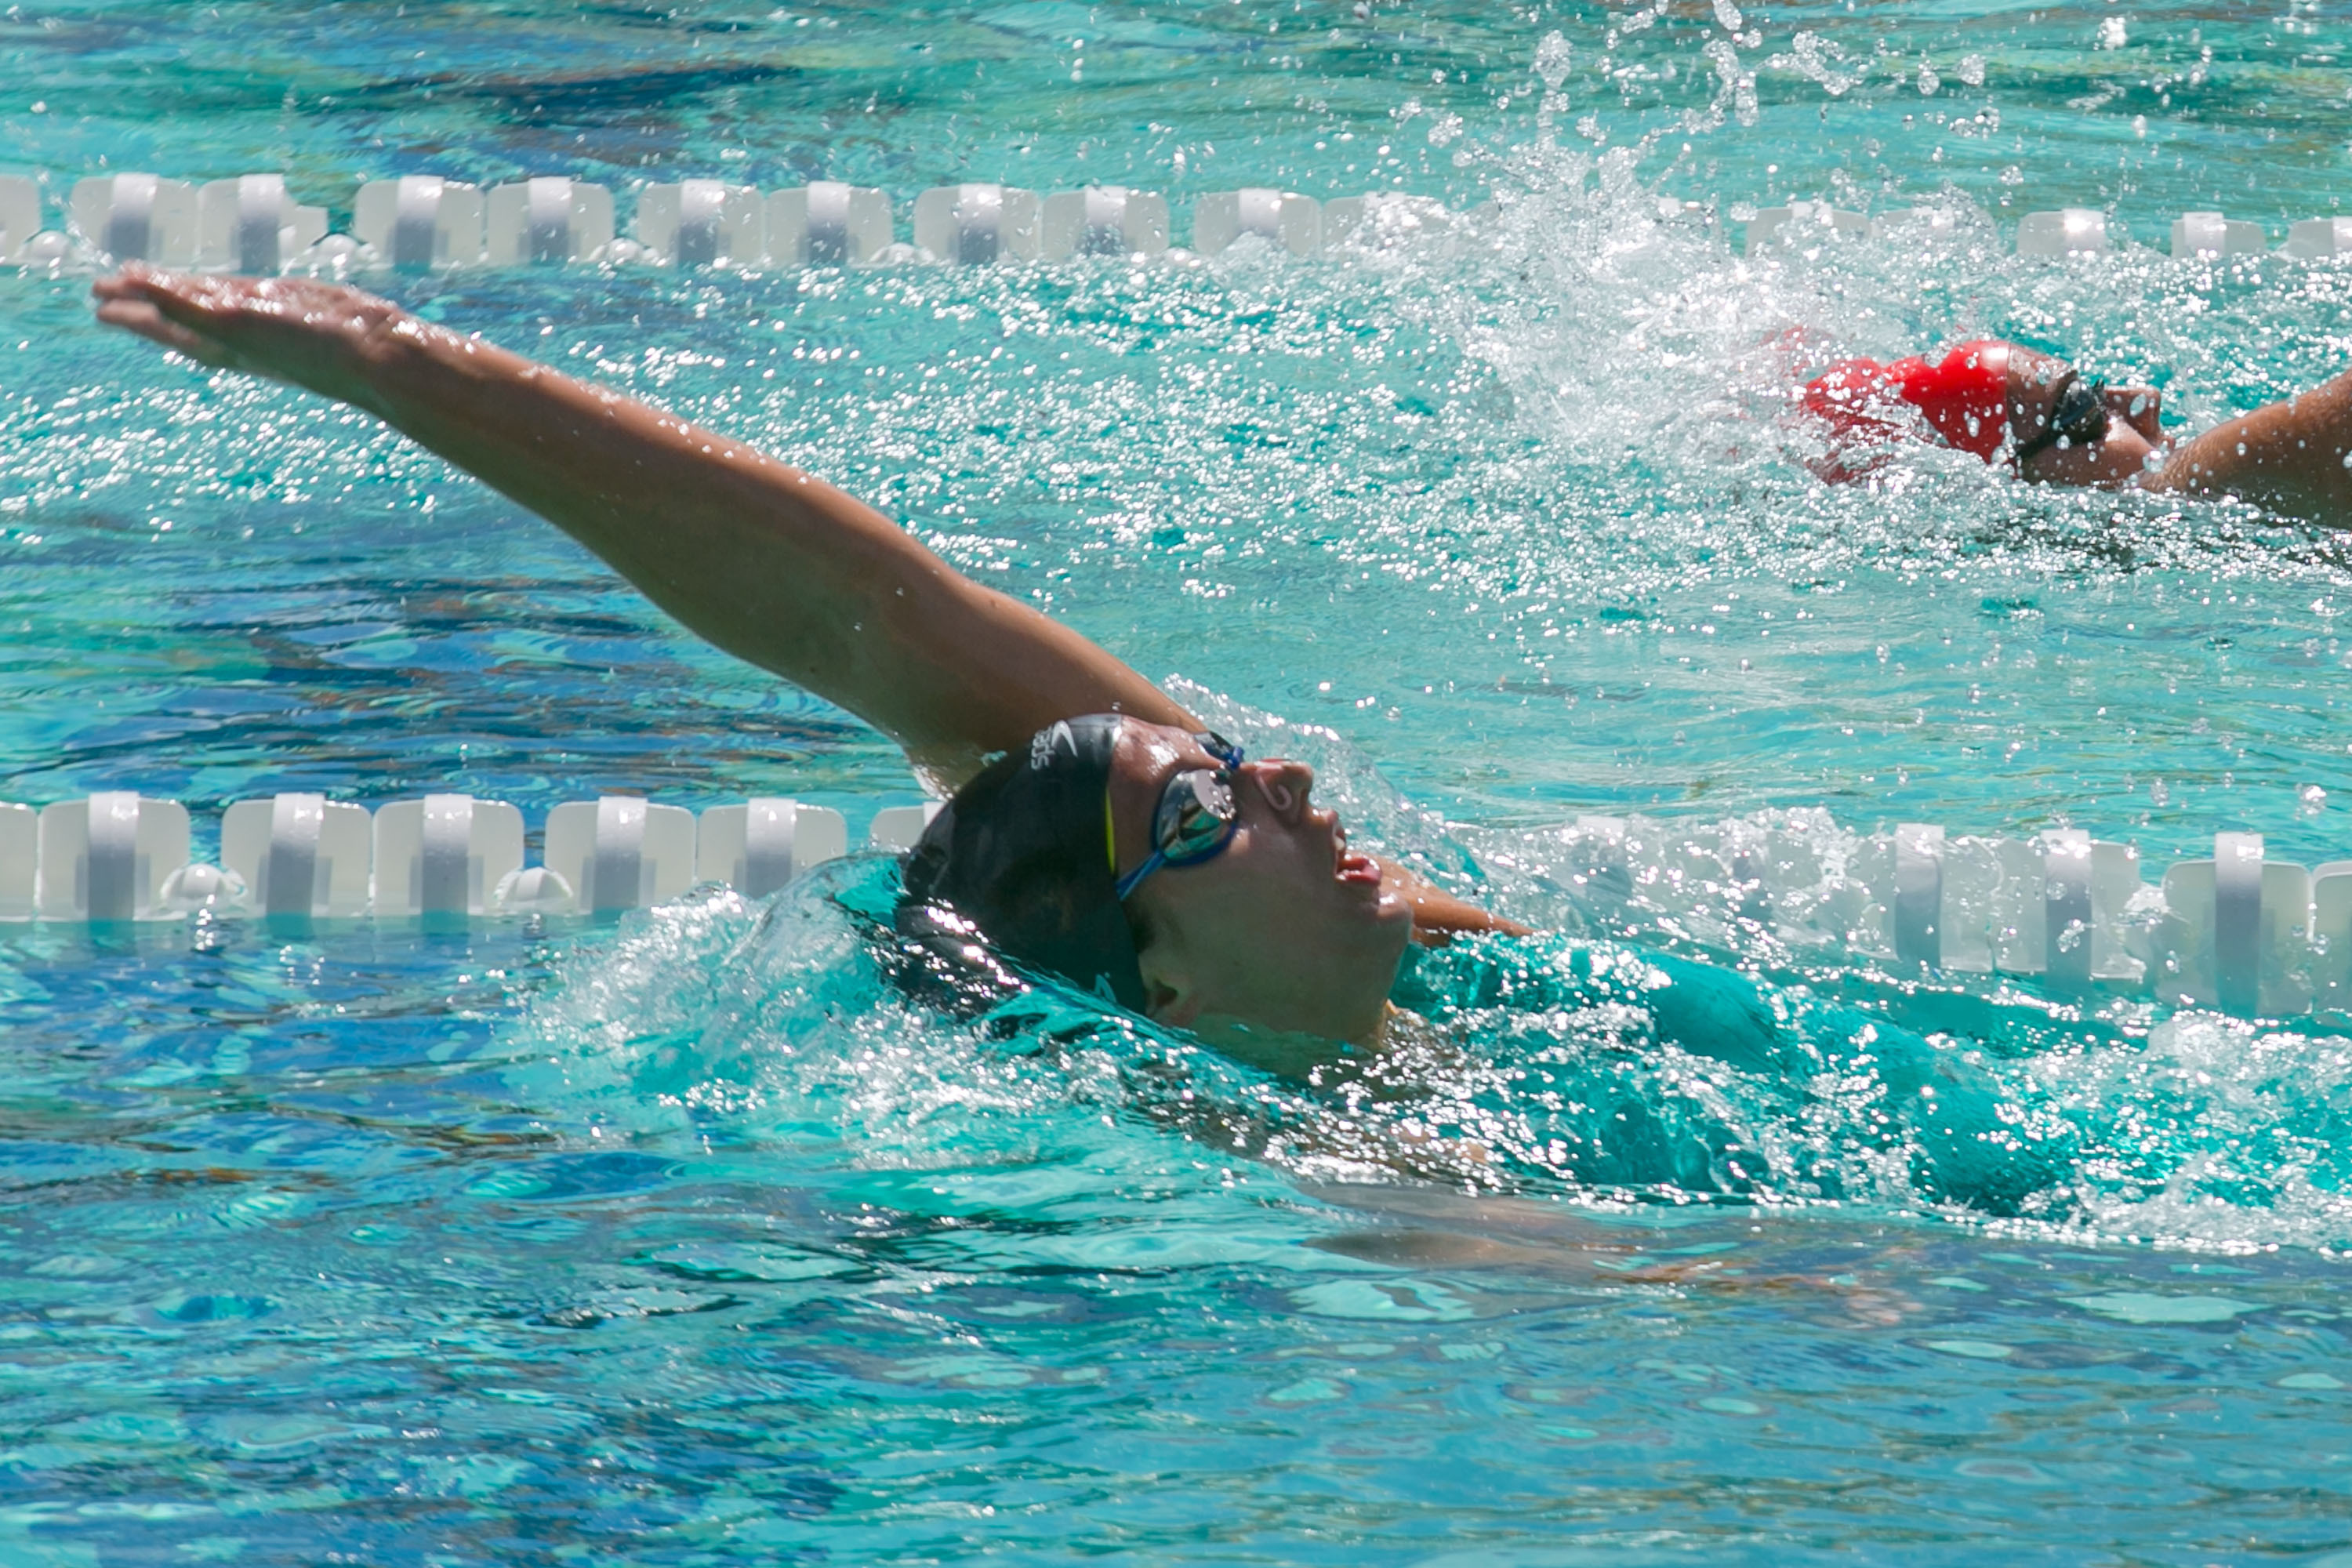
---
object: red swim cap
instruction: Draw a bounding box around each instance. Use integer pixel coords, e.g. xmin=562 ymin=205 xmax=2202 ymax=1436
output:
xmin=1800 ymin=340 xmax=2009 ymax=466
xmin=1894 ymin=341 xmax=2009 ymax=459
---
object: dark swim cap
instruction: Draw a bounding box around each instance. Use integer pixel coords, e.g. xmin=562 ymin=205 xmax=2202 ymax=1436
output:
xmin=896 ymin=714 xmax=1149 ymax=1012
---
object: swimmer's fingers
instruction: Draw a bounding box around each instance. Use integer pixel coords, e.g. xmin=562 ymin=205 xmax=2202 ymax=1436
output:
xmin=93 ymin=263 xmax=239 ymax=323
xmin=92 ymin=268 xmax=406 ymax=403
xmin=93 ymin=267 xmax=262 ymax=370
xmin=93 ymin=292 xmax=238 ymax=368
xmin=96 ymin=266 xmax=313 ymax=346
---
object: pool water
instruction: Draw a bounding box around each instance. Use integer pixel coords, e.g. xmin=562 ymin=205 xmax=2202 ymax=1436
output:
xmin=6 ymin=2 xmax=2352 ymax=1561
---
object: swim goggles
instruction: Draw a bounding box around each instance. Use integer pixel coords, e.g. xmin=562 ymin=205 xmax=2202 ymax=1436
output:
xmin=1114 ymin=731 xmax=1246 ymax=901
xmin=2013 ymin=368 xmax=2109 ymax=464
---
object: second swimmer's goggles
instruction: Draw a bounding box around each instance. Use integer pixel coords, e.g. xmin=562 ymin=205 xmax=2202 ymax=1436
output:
xmin=1113 ymin=731 xmax=1246 ymax=901
xmin=2013 ymin=368 xmax=2110 ymax=464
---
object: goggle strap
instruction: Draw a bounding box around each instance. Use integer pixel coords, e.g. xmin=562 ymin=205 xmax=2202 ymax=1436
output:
xmin=2013 ymin=370 xmax=2074 ymax=465
xmin=1114 ymin=851 xmax=1163 ymax=902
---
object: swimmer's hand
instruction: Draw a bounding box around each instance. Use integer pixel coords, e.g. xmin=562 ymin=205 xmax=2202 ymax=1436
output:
xmin=93 ymin=266 xmax=416 ymax=414
xmin=1392 ymin=872 xmax=1531 ymax=942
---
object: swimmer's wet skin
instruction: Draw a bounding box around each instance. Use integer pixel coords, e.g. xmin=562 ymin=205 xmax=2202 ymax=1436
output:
xmin=1799 ymin=336 xmax=2352 ymax=519
xmin=95 ymin=267 xmax=2052 ymax=1211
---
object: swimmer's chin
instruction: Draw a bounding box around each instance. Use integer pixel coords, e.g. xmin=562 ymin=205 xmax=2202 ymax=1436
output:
xmin=1182 ymin=1006 xmax=1410 ymax=1080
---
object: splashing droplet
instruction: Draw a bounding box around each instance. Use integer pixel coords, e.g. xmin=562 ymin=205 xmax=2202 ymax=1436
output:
xmin=1534 ymin=31 xmax=1572 ymax=90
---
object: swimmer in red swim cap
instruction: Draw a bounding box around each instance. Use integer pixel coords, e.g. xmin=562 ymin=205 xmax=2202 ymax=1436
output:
xmin=1799 ymin=338 xmax=2352 ymax=521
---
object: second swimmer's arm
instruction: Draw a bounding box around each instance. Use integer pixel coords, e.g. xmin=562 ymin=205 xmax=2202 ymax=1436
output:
xmin=1399 ymin=880 xmax=1529 ymax=938
xmin=2147 ymin=365 xmax=2352 ymax=524
xmin=91 ymin=269 xmax=1197 ymax=786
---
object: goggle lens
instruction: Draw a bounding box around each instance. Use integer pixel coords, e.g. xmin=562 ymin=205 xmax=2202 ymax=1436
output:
xmin=1155 ymin=770 xmax=1237 ymax=864
xmin=2013 ymin=370 xmax=2112 ymax=466
xmin=2053 ymin=377 xmax=2109 ymax=446
xmin=1113 ymin=733 xmax=1248 ymax=902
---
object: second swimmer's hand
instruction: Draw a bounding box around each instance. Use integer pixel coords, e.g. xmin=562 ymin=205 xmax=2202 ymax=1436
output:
xmin=92 ymin=266 xmax=418 ymax=415
xmin=1390 ymin=866 xmax=1533 ymax=942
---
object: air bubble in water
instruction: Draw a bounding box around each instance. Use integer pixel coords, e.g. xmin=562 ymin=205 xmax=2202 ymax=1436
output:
xmin=1918 ymin=62 xmax=1940 ymax=95
xmin=2096 ymin=15 xmax=2128 ymax=49
xmin=1711 ymin=0 xmax=1744 ymax=32
xmin=1958 ymin=53 xmax=1986 ymax=85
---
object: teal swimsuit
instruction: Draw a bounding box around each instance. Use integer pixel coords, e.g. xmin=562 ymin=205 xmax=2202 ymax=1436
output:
xmin=855 ymin=854 xmax=2068 ymax=1215
xmin=1388 ymin=931 xmax=2069 ymax=1215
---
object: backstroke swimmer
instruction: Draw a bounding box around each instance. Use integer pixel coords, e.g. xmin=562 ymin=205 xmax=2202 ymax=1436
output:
xmin=92 ymin=266 xmax=2066 ymax=1212
xmin=1799 ymin=336 xmax=2352 ymax=521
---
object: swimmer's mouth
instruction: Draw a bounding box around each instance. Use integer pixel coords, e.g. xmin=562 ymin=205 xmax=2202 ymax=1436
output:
xmin=1334 ymin=824 xmax=1382 ymax=887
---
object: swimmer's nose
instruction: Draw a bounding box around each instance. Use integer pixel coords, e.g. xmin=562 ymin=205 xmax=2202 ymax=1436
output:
xmin=1248 ymin=758 xmax=1316 ymax=820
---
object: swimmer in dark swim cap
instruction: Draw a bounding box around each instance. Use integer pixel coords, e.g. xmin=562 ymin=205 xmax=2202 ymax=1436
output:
xmin=89 ymin=267 xmax=2088 ymax=1210
xmin=1799 ymin=337 xmax=2352 ymax=521
xmin=91 ymin=267 xmax=1505 ymax=1054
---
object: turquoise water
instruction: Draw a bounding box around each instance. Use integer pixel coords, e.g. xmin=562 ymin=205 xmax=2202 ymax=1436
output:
xmin=8 ymin=2 xmax=2352 ymax=1561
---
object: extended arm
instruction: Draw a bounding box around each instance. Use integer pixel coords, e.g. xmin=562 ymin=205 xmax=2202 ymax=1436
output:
xmin=93 ymin=268 xmax=1515 ymax=937
xmin=91 ymin=268 xmax=1196 ymax=789
xmin=2149 ymin=365 xmax=2352 ymax=523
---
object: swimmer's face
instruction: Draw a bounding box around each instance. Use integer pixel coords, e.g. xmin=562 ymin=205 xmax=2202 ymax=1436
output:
xmin=1107 ymin=721 xmax=1414 ymax=1047
xmin=2005 ymin=348 xmax=2165 ymax=486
